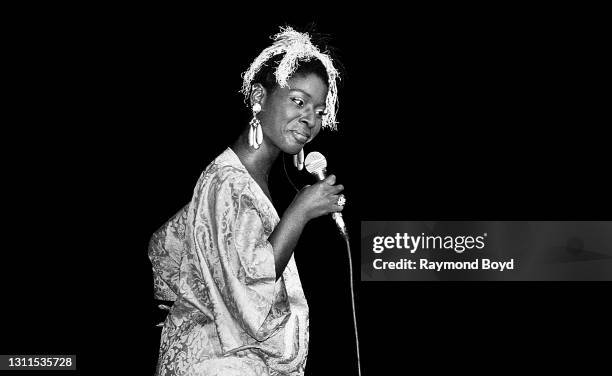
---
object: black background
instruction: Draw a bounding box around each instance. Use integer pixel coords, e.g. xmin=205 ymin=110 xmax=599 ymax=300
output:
xmin=2 ymin=5 xmax=610 ymax=375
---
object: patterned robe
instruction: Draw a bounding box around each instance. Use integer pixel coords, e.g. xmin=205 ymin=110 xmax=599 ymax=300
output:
xmin=149 ymin=148 xmax=309 ymax=375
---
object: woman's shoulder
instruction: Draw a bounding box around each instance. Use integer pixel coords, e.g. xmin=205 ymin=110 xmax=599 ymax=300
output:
xmin=192 ymin=148 xmax=278 ymax=220
xmin=197 ymin=148 xmax=251 ymax=193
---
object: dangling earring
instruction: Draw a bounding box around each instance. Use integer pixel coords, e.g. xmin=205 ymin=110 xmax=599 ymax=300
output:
xmin=293 ymin=148 xmax=304 ymax=171
xmin=248 ymin=103 xmax=263 ymax=149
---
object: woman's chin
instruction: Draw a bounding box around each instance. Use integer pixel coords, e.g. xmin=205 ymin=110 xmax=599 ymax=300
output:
xmin=289 ymin=144 xmax=305 ymax=155
xmin=281 ymin=139 xmax=305 ymax=155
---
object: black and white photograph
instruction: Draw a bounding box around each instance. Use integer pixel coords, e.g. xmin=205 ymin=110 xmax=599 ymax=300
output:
xmin=1 ymin=5 xmax=610 ymax=375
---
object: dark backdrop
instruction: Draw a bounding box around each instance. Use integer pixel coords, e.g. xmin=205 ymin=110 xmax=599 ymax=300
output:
xmin=2 ymin=5 xmax=610 ymax=375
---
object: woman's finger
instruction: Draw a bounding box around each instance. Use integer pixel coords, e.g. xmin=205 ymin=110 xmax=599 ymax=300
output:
xmin=324 ymin=174 xmax=336 ymax=185
xmin=331 ymin=184 xmax=344 ymax=194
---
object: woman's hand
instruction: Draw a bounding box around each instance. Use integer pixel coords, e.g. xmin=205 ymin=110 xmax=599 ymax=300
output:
xmin=270 ymin=174 xmax=344 ymax=280
xmin=288 ymin=174 xmax=345 ymax=222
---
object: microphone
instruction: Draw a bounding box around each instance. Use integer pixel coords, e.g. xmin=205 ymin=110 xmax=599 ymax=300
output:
xmin=304 ymin=151 xmax=348 ymax=238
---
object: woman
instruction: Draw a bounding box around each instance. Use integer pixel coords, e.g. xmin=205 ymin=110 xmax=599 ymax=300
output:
xmin=149 ymin=26 xmax=345 ymax=375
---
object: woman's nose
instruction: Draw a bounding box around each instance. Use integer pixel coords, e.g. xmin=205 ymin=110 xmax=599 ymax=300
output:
xmin=300 ymin=108 xmax=316 ymax=128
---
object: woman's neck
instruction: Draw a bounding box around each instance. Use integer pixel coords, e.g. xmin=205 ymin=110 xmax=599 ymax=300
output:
xmin=231 ymin=129 xmax=280 ymax=183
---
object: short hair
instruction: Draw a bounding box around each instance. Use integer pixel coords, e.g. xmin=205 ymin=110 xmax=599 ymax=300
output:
xmin=251 ymin=54 xmax=330 ymax=95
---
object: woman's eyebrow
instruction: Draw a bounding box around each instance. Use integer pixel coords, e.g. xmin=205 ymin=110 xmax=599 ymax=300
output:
xmin=290 ymin=88 xmax=312 ymax=98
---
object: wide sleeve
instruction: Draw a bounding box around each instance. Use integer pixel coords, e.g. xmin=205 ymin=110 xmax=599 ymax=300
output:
xmin=195 ymin=172 xmax=288 ymax=341
xmin=148 ymin=205 xmax=188 ymax=301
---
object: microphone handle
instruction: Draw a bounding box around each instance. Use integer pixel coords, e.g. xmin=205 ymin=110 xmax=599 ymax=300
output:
xmin=333 ymin=212 xmax=348 ymax=238
xmin=312 ymin=168 xmax=348 ymax=238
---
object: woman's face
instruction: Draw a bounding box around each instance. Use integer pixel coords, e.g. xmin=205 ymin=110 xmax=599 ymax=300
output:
xmin=258 ymin=73 xmax=328 ymax=155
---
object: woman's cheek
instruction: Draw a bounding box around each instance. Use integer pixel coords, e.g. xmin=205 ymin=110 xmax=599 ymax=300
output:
xmin=311 ymin=126 xmax=322 ymax=140
xmin=286 ymin=109 xmax=301 ymax=121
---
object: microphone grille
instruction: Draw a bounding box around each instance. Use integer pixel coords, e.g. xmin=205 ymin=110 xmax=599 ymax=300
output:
xmin=304 ymin=151 xmax=327 ymax=174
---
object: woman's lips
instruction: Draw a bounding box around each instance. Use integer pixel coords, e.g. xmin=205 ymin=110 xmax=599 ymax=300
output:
xmin=291 ymin=131 xmax=309 ymax=143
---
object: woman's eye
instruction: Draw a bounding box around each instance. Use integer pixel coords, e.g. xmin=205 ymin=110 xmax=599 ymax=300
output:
xmin=316 ymin=110 xmax=328 ymax=118
xmin=291 ymin=98 xmax=304 ymax=107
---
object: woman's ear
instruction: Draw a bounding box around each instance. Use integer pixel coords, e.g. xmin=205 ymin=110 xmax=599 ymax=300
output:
xmin=250 ymin=83 xmax=266 ymax=108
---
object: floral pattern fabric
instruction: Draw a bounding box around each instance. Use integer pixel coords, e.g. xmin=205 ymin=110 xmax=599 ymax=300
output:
xmin=149 ymin=148 xmax=309 ymax=375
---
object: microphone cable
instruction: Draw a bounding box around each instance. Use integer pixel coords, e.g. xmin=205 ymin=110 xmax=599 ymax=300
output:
xmin=282 ymin=153 xmax=300 ymax=193
xmin=343 ymin=232 xmax=362 ymax=376
xmin=283 ymin=154 xmax=361 ymax=376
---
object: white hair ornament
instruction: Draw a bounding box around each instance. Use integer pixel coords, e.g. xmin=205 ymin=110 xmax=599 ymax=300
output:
xmin=241 ymin=26 xmax=340 ymax=130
